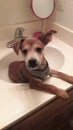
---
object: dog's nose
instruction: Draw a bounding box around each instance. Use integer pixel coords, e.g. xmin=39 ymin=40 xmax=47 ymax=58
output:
xmin=29 ymin=59 xmax=37 ymax=68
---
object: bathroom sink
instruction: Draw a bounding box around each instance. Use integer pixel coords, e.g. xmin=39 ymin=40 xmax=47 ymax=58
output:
xmin=44 ymin=46 xmax=65 ymax=69
xmin=0 ymin=52 xmax=23 ymax=83
xmin=0 ymin=47 xmax=65 ymax=83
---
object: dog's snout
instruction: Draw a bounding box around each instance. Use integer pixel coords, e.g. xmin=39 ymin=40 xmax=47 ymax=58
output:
xmin=29 ymin=59 xmax=37 ymax=68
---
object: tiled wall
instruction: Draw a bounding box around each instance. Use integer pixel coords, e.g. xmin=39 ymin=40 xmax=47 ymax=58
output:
xmin=51 ymin=0 xmax=73 ymax=31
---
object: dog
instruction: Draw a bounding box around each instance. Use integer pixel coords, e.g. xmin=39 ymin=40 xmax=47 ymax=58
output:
xmin=9 ymin=30 xmax=73 ymax=99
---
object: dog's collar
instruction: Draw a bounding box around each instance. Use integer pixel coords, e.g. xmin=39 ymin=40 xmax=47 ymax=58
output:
xmin=19 ymin=61 xmax=50 ymax=82
xmin=26 ymin=61 xmax=50 ymax=80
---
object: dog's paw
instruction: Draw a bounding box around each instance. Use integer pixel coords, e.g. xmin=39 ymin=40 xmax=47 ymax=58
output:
xmin=57 ymin=89 xmax=69 ymax=99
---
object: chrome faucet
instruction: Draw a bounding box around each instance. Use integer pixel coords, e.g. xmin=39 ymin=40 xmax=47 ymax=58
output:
xmin=7 ymin=27 xmax=27 ymax=48
xmin=14 ymin=27 xmax=25 ymax=38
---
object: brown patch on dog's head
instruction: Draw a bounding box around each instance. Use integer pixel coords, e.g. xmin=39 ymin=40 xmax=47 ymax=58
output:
xmin=39 ymin=30 xmax=57 ymax=45
xmin=12 ymin=30 xmax=57 ymax=69
xmin=13 ymin=30 xmax=57 ymax=55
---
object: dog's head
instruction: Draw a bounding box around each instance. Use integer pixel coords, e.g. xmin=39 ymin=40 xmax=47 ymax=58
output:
xmin=13 ymin=30 xmax=57 ymax=69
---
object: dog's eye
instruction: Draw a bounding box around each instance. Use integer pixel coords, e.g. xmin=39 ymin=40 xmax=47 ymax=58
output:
xmin=22 ymin=49 xmax=28 ymax=54
xmin=36 ymin=47 xmax=42 ymax=53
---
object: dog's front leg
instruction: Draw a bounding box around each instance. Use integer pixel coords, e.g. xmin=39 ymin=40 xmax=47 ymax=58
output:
xmin=29 ymin=78 xmax=69 ymax=99
xmin=49 ymin=69 xmax=73 ymax=84
xmin=20 ymin=63 xmax=69 ymax=99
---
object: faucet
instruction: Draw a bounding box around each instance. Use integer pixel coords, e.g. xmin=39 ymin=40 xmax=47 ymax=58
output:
xmin=14 ymin=27 xmax=25 ymax=38
xmin=7 ymin=27 xmax=27 ymax=48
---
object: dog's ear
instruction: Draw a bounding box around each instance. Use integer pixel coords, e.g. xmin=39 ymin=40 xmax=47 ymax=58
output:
xmin=39 ymin=30 xmax=57 ymax=45
xmin=12 ymin=39 xmax=25 ymax=55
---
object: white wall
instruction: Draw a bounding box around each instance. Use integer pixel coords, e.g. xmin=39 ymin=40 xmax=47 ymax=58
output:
xmin=0 ymin=0 xmax=42 ymax=40
xmin=0 ymin=0 xmax=73 ymax=40
xmin=50 ymin=0 xmax=73 ymax=31
xmin=0 ymin=0 xmax=37 ymax=26
xmin=0 ymin=0 xmax=73 ymax=31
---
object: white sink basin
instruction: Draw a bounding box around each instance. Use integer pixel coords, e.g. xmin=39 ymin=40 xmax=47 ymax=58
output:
xmin=0 ymin=46 xmax=65 ymax=83
xmin=44 ymin=46 xmax=65 ymax=69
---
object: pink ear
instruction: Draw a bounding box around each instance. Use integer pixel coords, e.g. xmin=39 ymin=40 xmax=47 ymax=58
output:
xmin=12 ymin=39 xmax=25 ymax=55
xmin=39 ymin=30 xmax=57 ymax=45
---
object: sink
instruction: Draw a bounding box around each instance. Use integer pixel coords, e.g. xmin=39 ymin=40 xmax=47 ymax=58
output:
xmin=0 ymin=47 xmax=65 ymax=83
xmin=0 ymin=52 xmax=23 ymax=83
xmin=44 ymin=46 xmax=65 ymax=70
